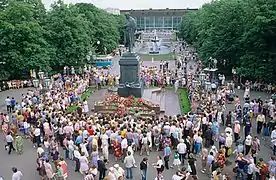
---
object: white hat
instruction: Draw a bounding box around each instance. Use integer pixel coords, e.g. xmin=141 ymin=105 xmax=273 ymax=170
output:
xmin=109 ymin=167 xmax=114 ymax=171
xmin=114 ymin=164 xmax=119 ymax=168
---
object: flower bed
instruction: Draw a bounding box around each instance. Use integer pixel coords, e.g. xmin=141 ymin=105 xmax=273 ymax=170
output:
xmin=94 ymin=94 xmax=160 ymax=116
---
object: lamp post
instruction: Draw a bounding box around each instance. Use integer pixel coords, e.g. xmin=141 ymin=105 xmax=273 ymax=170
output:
xmin=44 ymin=78 xmax=50 ymax=89
xmin=199 ymin=73 xmax=206 ymax=88
xmin=205 ymin=81 xmax=211 ymax=92
xmin=33 ymin=79 xmax=39 ymax=88
xmin=192 ymin=80 xmax=198 ymax=88
xmin=38 ymin=70 xmax=44 ymax=80
xmin=96 ymin=40 xmax=100 ymax=60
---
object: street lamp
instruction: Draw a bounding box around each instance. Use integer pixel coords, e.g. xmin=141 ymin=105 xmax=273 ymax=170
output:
xmin=199 ymin=73 xmax=206 ymax=88
xmin=33 ymin=79 xmax=39 ymax=88
xmin=199 ymin=73 xmax=206 ymax=81
xmin=192 ymin=80 xmax=198 ymax=88
xmin=44 ymin=78 xmax=50 ymax=88
xmin=205 ymin=81 xmax=211 ymax=91
xmin=38 ymin=70 xmax=44 ymax=80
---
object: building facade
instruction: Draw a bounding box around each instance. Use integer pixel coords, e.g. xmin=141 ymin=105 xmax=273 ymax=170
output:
xmin=120 ymin=8 xmax=197 ymax=30
xmin=105 ymin=8 xmax=120 ymax=15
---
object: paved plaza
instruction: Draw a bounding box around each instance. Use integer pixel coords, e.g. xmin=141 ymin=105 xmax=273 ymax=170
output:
xmin=0 ymin=56 xmax=274 ymax=180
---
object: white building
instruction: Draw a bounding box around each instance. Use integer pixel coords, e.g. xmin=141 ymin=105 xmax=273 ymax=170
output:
xmin=104 ymin=8 xmax=120 ymax=15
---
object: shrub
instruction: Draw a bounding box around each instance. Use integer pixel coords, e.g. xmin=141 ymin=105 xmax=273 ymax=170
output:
xmin=66 ymin=87 xmax=93 ymax=113
xmin=178 ymin=88 xmax=191 ymax=114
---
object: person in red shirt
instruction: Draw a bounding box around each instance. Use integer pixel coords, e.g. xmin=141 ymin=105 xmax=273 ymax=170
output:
xmin=87 ymin=126 xmax=94 ymax=136
xmin=23 ymin=110 xmax=28 ymax=121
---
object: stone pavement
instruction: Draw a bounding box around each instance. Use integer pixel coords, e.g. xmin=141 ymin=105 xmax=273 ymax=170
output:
xmin=0 ymin=55 xmax=274 ymax=179
xmin=0 ymin=87 xmax=274 ymax=180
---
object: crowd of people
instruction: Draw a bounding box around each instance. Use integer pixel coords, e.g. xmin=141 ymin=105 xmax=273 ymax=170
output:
xmin=1 ymin=41 xmax=276 ymax=180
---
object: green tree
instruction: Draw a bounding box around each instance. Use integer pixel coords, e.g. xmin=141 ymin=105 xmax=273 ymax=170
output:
xmin=0 ymin=0 xmax=125 ymax=79
xmin=75 ymin=3 xmax=123 ymax=54
xmin=0 ymin=1 xmax=51 ymax=79
xmin=179 ymin=0 xmax=276 ymax=81
xmin=43 ymin=2 xmax=92 ymax=71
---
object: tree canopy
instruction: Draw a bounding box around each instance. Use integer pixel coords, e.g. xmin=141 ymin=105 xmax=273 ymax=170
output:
xmin=0 ymin=0 xmax=125 ymax=80
xmin=179 ymin=0 xmax=276 ymax=82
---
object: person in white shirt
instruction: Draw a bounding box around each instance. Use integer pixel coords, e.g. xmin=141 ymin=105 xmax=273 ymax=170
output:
xmin=121 ymin=137 xmax=128 ymax=159
xmin=172 ymin=172 xmax=185 ymax=180
xmin=140 ymin=134 xmax=150 ymax=156
xmin=124 ymin=151 xmax=135 ymax=179
xmin=225 ymin=127 xmax=233 ymax=137
xmin=34 ymin=127 xmax=41 ymax=147
xmin=247 ymin=161 xmax=258 ymax=179
xmin=37 ymin=144 xmax=45 ymax=157
xmin=271 ymin=127 xmax=276 ymax=155
xmin=6 ymin=132 xmax=15 ymax=154
xmin=68 ymin=139 xmax=75 ymax=160
xmin=245 ymin=135 xmax=252 ymax=155
xmin=5 ymin=96 xmax=11 ymax=113
xmin=73 ymin=147 xmax=81 ymax=172
xmin=177 ymin=139 xmax=187 ymax=164
xmin=153 ymin=156 xmax=164 ymax=174
xmin=43 ymin=139 xmax=50 ymax=157
xmin=12 ymin=167 xmax=23 ymax=180
xmin=225 ymin=133 xmax=233 ymax=157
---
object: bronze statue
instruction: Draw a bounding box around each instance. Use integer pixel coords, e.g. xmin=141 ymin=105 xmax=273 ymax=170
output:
xmin=124 ymin=14 xmax=137 ymax=53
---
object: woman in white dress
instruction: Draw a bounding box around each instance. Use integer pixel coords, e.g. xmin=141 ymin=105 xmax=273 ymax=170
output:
xmin=79 ymin=152 xmax=89 ymax=174
xmin=146 ymin=130 xmax=153 ymax=151
xmin=80 ymin=141 xmax=89 ymax=158
xmin=83 ymin=100 xmax=89 ymax=114
xmin=44 ymin=159 xmax=54 ymax=179
xmin=244 ymin=86 xmax=250 ymax=99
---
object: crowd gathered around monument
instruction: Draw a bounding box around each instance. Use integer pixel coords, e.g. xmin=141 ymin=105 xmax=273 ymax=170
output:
xmin=1 ymin=32 xmax=276 ymax=180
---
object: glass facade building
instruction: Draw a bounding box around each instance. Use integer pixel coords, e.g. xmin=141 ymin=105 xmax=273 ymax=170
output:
xmin=120 ymin=8 xmax=197 ymax=30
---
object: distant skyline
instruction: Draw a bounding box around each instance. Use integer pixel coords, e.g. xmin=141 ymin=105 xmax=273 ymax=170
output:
xmin=42 ymin=0 xmax=212 ymax=10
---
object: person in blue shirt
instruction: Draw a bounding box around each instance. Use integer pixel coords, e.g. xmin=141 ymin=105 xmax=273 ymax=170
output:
xmin=236 ymin=154 xmax=248 ymax=180
xmin=15 ymin=102 xmax=21 ymax=111
xmin=163 ymin=144 xmax=171 ymax=170
xmin=10 ymin=97 xmax=16 ymax=112
xmin=75 ymin=134 xmax=83 ymax=145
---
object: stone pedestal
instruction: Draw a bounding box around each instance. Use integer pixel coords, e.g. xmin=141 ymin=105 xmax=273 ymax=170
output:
xmin=117 ymin=52 xmax=143 ymax=97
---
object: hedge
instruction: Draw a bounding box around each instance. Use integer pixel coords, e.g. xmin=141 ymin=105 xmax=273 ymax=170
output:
xmin=178 ymin=88 xmax=191 ymax=114
xmin=66 ymin=87 xmax=93 ymax=113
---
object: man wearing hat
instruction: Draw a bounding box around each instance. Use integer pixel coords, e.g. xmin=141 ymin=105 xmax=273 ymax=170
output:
xmin=107 ymin=167 xmax=116 ymax=180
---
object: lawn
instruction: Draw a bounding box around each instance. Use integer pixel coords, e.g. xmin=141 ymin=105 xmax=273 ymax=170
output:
xmin=66 ymin=87 xmax=94 ymax=113
xmin=177 ymin=88 xmax=191 ymax=114
xmin=139 ymin=53 xmax=176 ymax=61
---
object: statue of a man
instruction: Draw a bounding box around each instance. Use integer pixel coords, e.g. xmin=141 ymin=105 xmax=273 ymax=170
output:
xmin=124 ymin=14 xmax=137 ymax=53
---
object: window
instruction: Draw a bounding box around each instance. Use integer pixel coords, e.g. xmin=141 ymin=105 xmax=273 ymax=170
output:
xmin=145 ymin=16 xmax=151 ymax=28
xmin=155 ymin=16 xmax=163 ymax=28
xmin=145 ymin=16 xmax=155 ymax=29
xmin=136 ymin=17 xmax=145 ymax=29
xmin=164 ymin=16 xmax=172 ymax=28
xmin=173 ymin=16 xmax=182 ymax=29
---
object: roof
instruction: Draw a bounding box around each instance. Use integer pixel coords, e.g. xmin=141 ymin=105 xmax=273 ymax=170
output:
xmin=120 ymin=8 xmax=198 ymax=16
xmin=120 ymin=8 xmax=198 ymax=12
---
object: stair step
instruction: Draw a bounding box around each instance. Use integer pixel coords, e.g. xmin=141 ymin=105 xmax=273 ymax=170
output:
xmin=142 ymin=89 xmax=152 ymax=99
xmin=151 ymin=92 xmax=161 ymax=104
